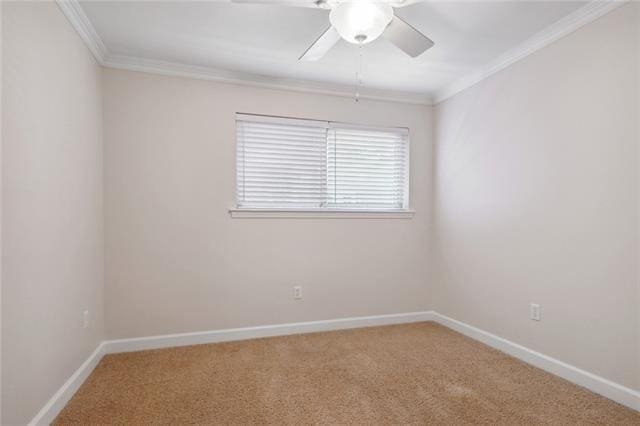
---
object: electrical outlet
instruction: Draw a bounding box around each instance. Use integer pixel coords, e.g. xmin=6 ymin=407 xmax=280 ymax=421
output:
xmin=530 ymin=303 xmax=541 ymax=321
xmin=293 ymin=286 xmax=302 ymax=300
xmin=83 ymin=310 xmax=90 ymax=329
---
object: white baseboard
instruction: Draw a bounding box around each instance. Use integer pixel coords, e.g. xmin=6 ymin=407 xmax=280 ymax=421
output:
xmin=430 ymin=312 xmax=640 ymax=412
xmin=29 ymin=342 xmax=106 ymax=426
xmin=29 ymin=311 xmax=433 ymax=424
xmin=102 ymin=311 xmax=435 ymax=354
xmin=30 ymin=310 xmax=639 ymax=424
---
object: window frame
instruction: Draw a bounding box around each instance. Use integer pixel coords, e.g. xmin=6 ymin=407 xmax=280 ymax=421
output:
xmin=231 ymin=113 xmax=414 ymax=219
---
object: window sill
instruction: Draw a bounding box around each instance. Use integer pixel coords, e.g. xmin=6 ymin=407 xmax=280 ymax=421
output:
xmin=229 ymin=208 xmax=415 ymax=219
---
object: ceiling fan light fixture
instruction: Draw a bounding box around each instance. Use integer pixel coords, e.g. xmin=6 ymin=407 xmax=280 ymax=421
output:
xmin=329 ymin=1 xmax=393 ymax=45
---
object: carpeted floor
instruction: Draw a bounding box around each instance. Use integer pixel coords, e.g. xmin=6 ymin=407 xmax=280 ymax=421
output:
xmin=55 ymin=322 xmax=639 ymax=425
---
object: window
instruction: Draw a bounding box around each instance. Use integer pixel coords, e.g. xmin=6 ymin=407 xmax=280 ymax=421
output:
xmin=235 ymin=113 xmax=410 ymax=214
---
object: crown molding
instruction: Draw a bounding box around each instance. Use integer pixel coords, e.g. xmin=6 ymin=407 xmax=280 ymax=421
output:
xmin=55 ymin=0 xmax=431 ymax=106
xmin=102 ymin=54 xmax=433 ymax=105
xmin=433 ymin=0 xmax=628 ymax=104
xmin=57 ymin=0 xmax=625 ymax=108
xmin=56 ymin=0 xmax=108 ymax=63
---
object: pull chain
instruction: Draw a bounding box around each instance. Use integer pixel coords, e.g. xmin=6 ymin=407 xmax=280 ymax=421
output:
xmin=355 ymin=42 xmax=364 ymax=102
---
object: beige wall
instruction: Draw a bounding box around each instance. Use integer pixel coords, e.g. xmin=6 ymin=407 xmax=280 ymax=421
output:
xmin=0 ymin=1 xmax=3 ymax=423
xmin=636 ymin=3 xmax=640 ymax=392
xmin=433 ymin=4 xmax=639 ymax=390
xmin=103 ymin=69 xmax=434 ymax=339
xmin=1 ymin=2 xmax=104 ymax=424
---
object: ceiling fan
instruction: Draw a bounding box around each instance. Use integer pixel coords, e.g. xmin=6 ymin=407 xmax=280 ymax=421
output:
xmin=232 ymin=0 xmax=434 ymax=61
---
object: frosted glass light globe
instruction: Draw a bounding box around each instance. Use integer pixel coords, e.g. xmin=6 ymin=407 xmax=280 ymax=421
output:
xmin=329 ymin=2 xmax=394 ymax=45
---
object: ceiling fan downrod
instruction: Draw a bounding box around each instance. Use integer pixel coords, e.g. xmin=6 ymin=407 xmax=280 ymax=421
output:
xmin=354 ymin=42 xmax=364 ymax=102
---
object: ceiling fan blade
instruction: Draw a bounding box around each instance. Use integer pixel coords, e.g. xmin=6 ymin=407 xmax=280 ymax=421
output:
xmin=231 ymin=0 xmax=323 ymax=8
xmin=383 ymin=15 xmax=434 ymax=58
xmin=299 ymin=26 xmax=341 ymax=61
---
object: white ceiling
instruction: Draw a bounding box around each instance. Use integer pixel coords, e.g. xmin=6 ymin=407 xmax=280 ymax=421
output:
xmin=79 ymin=1 xmax=589 ymax=100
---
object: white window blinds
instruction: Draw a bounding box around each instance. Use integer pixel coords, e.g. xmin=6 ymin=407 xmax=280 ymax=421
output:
xmin=236 ymin=113 xmax=409 ymax=211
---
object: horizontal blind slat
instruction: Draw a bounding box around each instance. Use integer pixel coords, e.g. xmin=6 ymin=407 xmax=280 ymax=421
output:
xmin=237 ymin=118 xmax=326 ymax=208
xmin=237 ymin=114 xmax=408 ymax=210
xmin=327 ymin=127 xmax=407 ymax=208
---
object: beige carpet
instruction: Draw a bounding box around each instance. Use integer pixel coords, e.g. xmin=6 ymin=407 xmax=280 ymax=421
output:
xmin=55 ymin=322 xmax=639 ymax=425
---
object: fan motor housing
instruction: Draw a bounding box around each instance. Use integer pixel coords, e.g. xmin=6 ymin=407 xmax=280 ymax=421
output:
xmin=329 ymin=2 xmax=394 ymax=45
